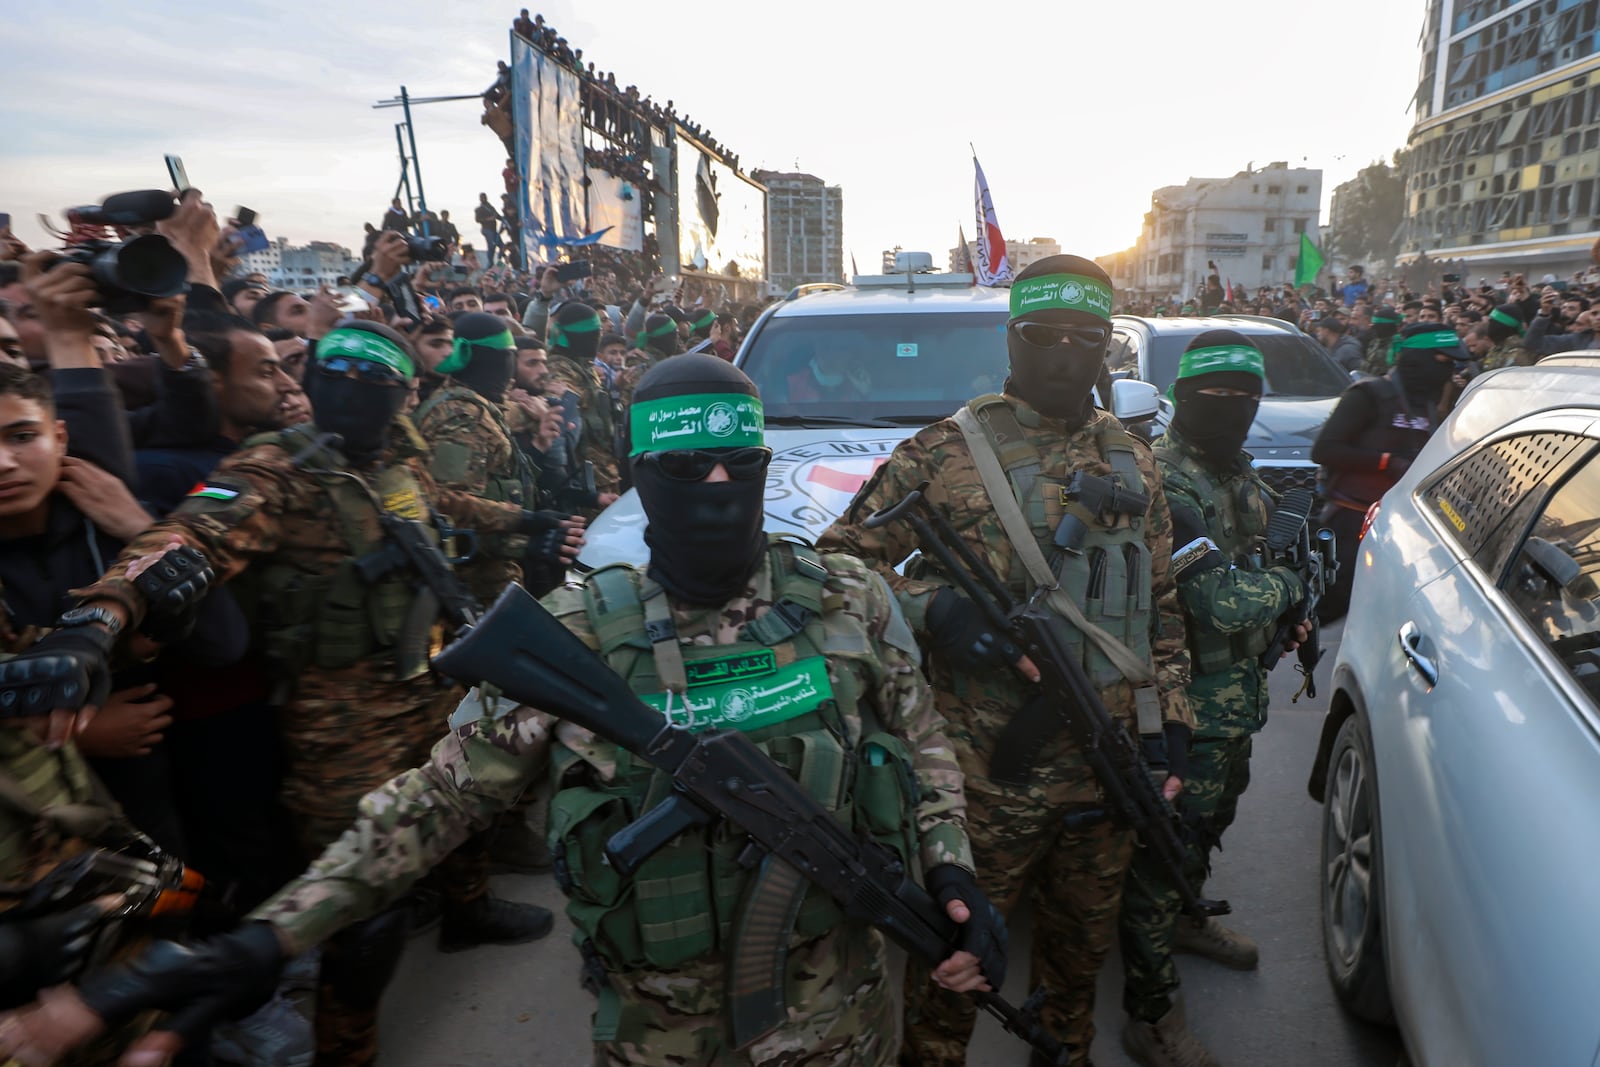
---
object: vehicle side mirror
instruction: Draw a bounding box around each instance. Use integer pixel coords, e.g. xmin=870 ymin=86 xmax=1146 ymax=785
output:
xmin=1111 ymin=379 xmax=1161 ymax=423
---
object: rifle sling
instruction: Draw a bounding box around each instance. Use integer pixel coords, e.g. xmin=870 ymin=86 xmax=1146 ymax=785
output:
xmin=952 ymin=407 xmax=1162 ymax=738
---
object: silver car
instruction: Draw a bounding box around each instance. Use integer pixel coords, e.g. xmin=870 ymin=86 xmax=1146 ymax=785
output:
xmin=1307 ymin=353 xmax=1600 ymax=1066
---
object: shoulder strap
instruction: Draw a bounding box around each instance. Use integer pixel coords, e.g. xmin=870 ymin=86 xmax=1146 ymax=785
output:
xmin=966 ymin=394 xmax=1041 ymax=501
xmin=740 ymin=538 xmax=828 ymax=647
xmin=583 ymin=564 xmax=651 ymax=656
xmin=951 ymin=405 xmax=1157 ymax=686
xmin=639 ymin=579 xmax=687 ymax=695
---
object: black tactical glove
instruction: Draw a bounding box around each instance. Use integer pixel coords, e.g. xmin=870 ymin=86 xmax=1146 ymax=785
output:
xmin=0 ymin=626 xmax=114 ymax=720
xmin=924 ymin=864 xmax=1008 ymax=991
xmin=0 ymin=903 xmax=105 ymax=1009
xmin=76 ymin=923 xmax=283 ymax=1046
xmin=1162 ymin=721 xmax=1192 ymax=786
xmin=132 ymin=546 xmax=215 ymax=644
xmin=518 ymin=508 xmax=571 ymax=536
xmin=924 ymin=588 xmax=1021 ymax=674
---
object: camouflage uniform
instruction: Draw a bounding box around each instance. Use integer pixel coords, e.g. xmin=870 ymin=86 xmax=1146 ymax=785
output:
xmin=413 ymin=383 xmax=530 ymax=604
xmin=75 ymin=418 xmax=528 ymax=1067
xmin=1360 ymin=336 xmax=1395 ymax=377
xmin=1117 ymin=426 xmax=1302 ymax=1024
xmin=548 ymin=350 xmax=620 ymax=513
xmin=1481 ymin=335 xmax=1532 ymax=370
xmin=820 ymin=394 xmax=1195 ymax=1067
xmin=251 ymin=549 xmax=972 ymax=1066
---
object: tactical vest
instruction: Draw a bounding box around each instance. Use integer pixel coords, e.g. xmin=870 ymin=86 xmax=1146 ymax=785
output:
xmin=554 ymin=352 xmax=613 ymax=451
xmin=234 ymin=428 xmax=445 ymax=684
xmin=413 ymin=384 xmax=529 ymax=509
xmin=547 ymin=540 xmax=918 ymax=974
xmin=963 ymin=396 xmax=1156 ymax=689
xmin=1321 ymin=377 xmax=1434 ymax=509
xmin=1154 ymin=441 xmax=1276 ymax=676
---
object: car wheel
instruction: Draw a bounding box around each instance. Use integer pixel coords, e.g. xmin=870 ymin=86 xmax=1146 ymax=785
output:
xmin=1320 ymin=712 xmax=1394 ymax=1024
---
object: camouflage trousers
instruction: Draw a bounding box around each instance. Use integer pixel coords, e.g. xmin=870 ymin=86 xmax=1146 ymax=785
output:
xmin=901 ymin=771 xmax=1134 ymax=1067
xmin=1118 ymin=734 xmax=1254 ymax=1022
xmin=592 ymin=924 xmax=895 ymax=1066
xmin=281 ymin=679 xmax=488 ymax=1067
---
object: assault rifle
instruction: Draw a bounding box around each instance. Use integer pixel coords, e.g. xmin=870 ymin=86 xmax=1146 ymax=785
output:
xmin=862 ymin=482 xmax=1229 ymax=923
xmin=1256 ymin=488 xmax=1336 ymax=702
xmin=352 ymin=509 xmax=482 ymax=631
xmin=431 ymin=584 xmax=1070 ymax=1065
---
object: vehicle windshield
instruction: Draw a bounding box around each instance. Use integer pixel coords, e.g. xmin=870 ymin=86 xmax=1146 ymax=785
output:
xmin=741 ymin=311 xmax=1010 ymax=421
xmin=1142 ymin=332 xmax=1351 ymax=398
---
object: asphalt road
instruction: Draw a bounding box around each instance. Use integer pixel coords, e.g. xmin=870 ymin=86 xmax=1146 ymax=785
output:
xmin=380 ymin=621 xmax=1407 ymax=1066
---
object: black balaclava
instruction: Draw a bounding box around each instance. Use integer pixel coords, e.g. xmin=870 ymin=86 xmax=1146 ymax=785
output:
xmin=637 ymin=313 xmax=681 ymax=357
xmin=688 ymin=308 xmax=717 ymax=342
xmin=440 ymin=311 xmax=516 ymax=404
xmin=1485 ymin=303 xmax=1524 ymax=345
xmin=1004 ymin=254 xmax=1115 ymax=427
xmin=630 ymin=353 xmax=766 ymax=605
xmin=1370 ymin=306 xmax=1401 ymax=341
xmin=1393 ymin=323 xmax=1459 ymax=408
xmin=304 ymin=322 xmax=415 ymax=463
xmin=1168 ymin=329 xmax=1265 ymax=465
xmin=549 ymin=301 xmax=602 ymax=363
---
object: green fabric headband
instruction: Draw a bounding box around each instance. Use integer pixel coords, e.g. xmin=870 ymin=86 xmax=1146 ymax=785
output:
xmin=637 ymin=320 xmax=678 ymax=347
xmin=550 ymin=313 xmax=601 ymax=347
xmin=316 ymin=328 xmax=415 ymax=380
xmin=1176 ymin=344 xmax=1265 ymax=381
xmin=1489 ymin=308 xmax=1524 ymax=334
xmin=1372 ymin=313 xmax=1402 ymax=325
xmin=437 ymin=328 xmax=514 ymax=375
xmin=1398 ymin=329 xmax=1462 ymax=350
xmin=1009 ymin=272 xmax=1114 ymax=321
xmin=691 ymin=310 xmax=716 ymax=331
xmin=630 ymin=392 xmax=764 ymax=455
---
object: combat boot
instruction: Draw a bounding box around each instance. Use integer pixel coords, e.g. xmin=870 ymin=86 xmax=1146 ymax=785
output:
xmin=1174 ymin=916 xmax=1259 ymax=970
xmin=438 ymin=893 xmax=555 ymax=953
xmin=1121 ymin=998 xmax=1221 ymax=1067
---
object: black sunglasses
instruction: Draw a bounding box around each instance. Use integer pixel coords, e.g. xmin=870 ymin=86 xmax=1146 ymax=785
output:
xmin=1009 ymin=320 xmax=1109 ymax=350
xmin=635 ymin=446 xmax=772 ymax=482
xmin=315 ymin=357 xmax=408 ymax=387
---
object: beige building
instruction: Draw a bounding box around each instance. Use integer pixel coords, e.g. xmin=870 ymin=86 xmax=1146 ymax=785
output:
xmin=948 ymin=235 xmax=1060 ymax=274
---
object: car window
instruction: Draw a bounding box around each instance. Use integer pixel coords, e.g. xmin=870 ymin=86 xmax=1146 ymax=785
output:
xmin=1417 ymin=431 xmax=1598 ymax=576
xmin=1500 ymin=447 xmax=1600 ymax=702
xmin=1143 ymin=332 xmax=1350 ymax=397
xmin=741 ymin=311 xmax=1009 ymax=421
xmin=1106 ymin=331 xmax=1139 ymax=374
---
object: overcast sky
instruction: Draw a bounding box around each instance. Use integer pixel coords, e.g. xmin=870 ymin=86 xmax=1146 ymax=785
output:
xmin=2 ymin=0 xmax=1424 ymax=273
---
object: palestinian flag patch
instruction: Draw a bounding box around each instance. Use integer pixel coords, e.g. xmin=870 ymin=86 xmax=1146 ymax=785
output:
xmin=186 ymin=483 xmax=241 ymax=502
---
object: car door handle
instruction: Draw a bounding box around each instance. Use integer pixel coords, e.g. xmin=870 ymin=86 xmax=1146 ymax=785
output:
xmin=1398 ymin=621 xmax=1439 ymax=687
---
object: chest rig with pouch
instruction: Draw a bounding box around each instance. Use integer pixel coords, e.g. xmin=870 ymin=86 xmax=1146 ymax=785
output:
xmin=546 ymin=539 xmax=919 ymax=994
xmin=1154 ymin=443 xmax=1276 ymax=675
xmin=232 ymin=429 xmax=450 ymax=691
xmin=952 ymin=397 xmax=1162 ymax=780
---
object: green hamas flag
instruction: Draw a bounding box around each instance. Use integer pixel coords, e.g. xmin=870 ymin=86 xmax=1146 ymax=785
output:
xmin=1295 ymin=232 xmax=1325 ymax=288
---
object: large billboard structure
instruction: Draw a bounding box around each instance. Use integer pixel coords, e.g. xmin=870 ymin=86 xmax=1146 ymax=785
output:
xmin=508 ymin=30 xmax=766 ymax=293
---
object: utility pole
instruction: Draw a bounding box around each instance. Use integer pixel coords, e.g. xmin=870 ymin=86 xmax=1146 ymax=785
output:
xmin=373 ymin=85 xmax=484 ymax=236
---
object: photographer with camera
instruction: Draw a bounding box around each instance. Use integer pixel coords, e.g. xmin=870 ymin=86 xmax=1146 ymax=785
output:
xmin=1526 ymin=291 xmax=1597 ymax=357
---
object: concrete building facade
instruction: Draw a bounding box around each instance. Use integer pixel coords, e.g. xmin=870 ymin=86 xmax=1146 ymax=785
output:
xmin=1397 ymin=0 xmax=1600 ymax=280
xmin=236 ymin=237 xmax=359 ymax=291
xmin=753 ymin=169 xmax=843 ymax=291
xmin=1101 ymin=163 xmax=1322 ymax=301
xmin=948 ymin=236 xmax=1061 ymax=275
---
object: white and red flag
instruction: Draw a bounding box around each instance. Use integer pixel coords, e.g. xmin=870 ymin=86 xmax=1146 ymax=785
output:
xmin=972 ymin=154 xmax=1012 ymax=286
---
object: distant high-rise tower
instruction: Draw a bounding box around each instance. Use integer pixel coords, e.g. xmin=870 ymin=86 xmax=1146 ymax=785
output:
xmin=753 ymin=170 xmax=843 ymax=291
xmin=1399 ymin=0 xmax=1600 ymax=279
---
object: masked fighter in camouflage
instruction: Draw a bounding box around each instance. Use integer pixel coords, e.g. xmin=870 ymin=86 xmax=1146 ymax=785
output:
xmin=0 ymin=354 xmax=1001 ymax=1067
xmin=822 ymin=254 xmax=1197 ymax=1067
xmin=1117 ymin=330 xmax=1309 ymax=1067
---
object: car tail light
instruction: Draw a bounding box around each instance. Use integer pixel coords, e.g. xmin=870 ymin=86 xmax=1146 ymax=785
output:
xmin=1358 ymin=501 xmax=1381 ymax=543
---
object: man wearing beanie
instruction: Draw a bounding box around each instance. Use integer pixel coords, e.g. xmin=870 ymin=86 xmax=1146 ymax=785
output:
xmin=824 ymin=254 xmax=1197 ymax=1066
xmin=1313 ymin=321 xmax=1456 ymax=619
xmin=547 ymin=300 xmax=620 ymax=516
xmin=9 ymin=322 xmax=583 ymax=1066
xmin=1118 ymin=331 xmax=1309 ymax=1067
xmin=17 ymin=354 xmax=1004 ymax=1067
xmin=1360 ymin=306 xmax=1403 ymax=377
xmin=1481 ymin=302 xmax=1532 ymax=369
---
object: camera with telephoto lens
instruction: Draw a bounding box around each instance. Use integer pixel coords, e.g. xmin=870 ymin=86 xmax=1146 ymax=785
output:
xmin=404 ymin=234 xmax=450 ymax=262
xmin=49 ymin=191 xmax=188 ymax=314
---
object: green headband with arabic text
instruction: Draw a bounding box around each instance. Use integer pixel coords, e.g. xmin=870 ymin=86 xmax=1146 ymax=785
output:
xmin=1009 ymin=273 xmax=1115 ymax=322
xmin=315 ymin=327 xmax=416 ymax=380
xmin=436 ymin=328 xmax=514 ymax=375
xmin=629 ymin=392 xmax=764 ymax=455
xmin=1489 ymin=308 xmax=1525 ymax=334
xmin=1398 ymin=329 xmax=1464 ymax=351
